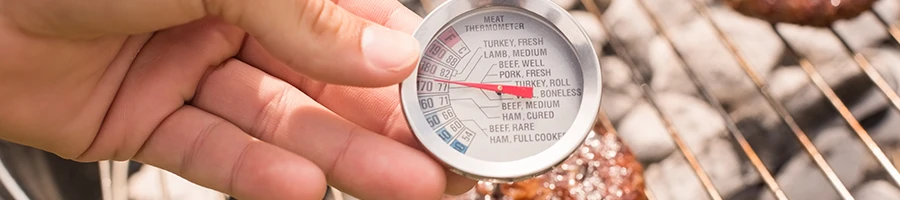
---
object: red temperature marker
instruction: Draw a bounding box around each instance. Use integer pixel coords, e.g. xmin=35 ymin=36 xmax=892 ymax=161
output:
xmin=435 ymin=79 xmax=534 ymax=98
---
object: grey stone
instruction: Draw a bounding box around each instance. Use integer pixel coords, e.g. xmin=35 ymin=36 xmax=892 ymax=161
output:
xmin=833 ymin=14 xmax=890 ymax=51
xmin=600 ymin=56 xmax=641 ymax=122
xmin=767 ymin=66 xmax=808 ymax=101
xmin=860 ymin=47 xmax=900 ymax=159
xmin=707 ymin=6 xmax=785 ymax=77
xmin=655 ymin=92 xmax=726 ymax=153
xmin=646 ymin=35 xmax=697 ymax=96
xmin=601 ymin=56 xmax=633 ymax=89
xmin=861 ymin=47 xmax=900 ymax=90
xmin=571 ymin=10 xmax=609 ymax=55
xmin=601 ymin=0 xmax=658 ymax=49
xmin=647 ymin=8 xmax=781 ymax=106
xmin=868 ymin=109 xmax=900 ymax=151
xmin=617 ymin=100 xmax=674 ymax=162
xmin=853 ymin=180 xmax=900 ymax=200
xmin=728 ymin=58 xmax=894 ymax=186
xmin=645 ymin=137 xmax=750 ymax=200
xmin=601 ymin=86 xmax=641 ymax=124
xmin=832 ymin=0 xmax=899 ymax=51
xmin=773 ymin=23 xmax=857 ymax=77
xmin=873 ymin=0 xmax=900 ymax=25
xmin=617 ymin=92 xmax=725 ymax=162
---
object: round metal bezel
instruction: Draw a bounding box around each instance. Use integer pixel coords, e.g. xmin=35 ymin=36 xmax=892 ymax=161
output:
xmin=399 ymin=0 xmax=602 ymax=182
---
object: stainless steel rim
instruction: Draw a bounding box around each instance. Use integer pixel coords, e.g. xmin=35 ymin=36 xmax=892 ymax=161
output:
xmin=399 ymin=0 xmax=602 ymax=182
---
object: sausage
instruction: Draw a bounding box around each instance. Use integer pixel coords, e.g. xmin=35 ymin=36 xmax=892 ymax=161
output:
xmin=443 ymin=126 xmax=647 ymax=200
xmin=725 ymin=0 xmax=878 ymax=27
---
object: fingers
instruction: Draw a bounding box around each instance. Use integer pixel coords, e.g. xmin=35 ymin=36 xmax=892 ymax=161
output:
xmin=236 ymin=0 xmax=425 ymax=146
xmin=240 ymin=37 xmax=479 ymax=194
xmin=133 ymin=106 xmax=327 ymax=200
xmin=4 ymin=0 xmax=419 ymax=87
xmin=192 ymin=59 xmax=449 ymax=200
xmin=78 ymin=18 xmax=245 ymax=161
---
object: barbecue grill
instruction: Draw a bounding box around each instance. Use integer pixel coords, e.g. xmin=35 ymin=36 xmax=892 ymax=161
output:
xmin=399 ymin=0 xmax=900 ymax=199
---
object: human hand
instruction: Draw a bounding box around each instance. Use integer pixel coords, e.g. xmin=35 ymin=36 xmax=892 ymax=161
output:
xmin=0 ymin=0 xmax=476 ymax=199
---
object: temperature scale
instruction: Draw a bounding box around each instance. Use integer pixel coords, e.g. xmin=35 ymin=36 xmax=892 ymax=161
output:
xmin=399 ymin=0 xmax=602 ymax=182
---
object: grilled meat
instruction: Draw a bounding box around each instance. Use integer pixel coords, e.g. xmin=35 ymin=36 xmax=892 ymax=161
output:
xmin=443 ymin=125 xmax=647 ymax=200
xmin=725 ymin=0 xmax=878 ymax=27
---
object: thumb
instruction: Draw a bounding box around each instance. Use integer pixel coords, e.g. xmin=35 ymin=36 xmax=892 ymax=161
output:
xmin=212 ymin=0 xmax=420 ymax=87
xmin=3 ymin=0 xmax=420 ymax=87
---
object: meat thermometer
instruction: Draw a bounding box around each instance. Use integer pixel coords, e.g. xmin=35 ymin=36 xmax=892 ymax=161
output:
xmin=399 ymin=0 xmax=602 ymax=182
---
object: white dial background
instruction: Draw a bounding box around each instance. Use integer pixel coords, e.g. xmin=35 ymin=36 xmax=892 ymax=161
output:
xmin=415 ymin=7 xmax=585 ymax=162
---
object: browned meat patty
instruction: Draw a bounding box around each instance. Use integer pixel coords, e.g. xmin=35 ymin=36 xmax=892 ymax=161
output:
xmin=725 ymin=0 xmax=878 ymax=27
xmin=443 ymin=124 xmax=647 ymax=200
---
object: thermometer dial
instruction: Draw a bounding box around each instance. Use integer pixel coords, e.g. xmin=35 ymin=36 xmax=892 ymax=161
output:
xmin=400 ymin=0 xmax=601 ymax=182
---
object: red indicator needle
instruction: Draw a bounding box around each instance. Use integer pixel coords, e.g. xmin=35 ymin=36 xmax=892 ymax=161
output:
xmin=435 ymin=79 xmax=534 ymax=98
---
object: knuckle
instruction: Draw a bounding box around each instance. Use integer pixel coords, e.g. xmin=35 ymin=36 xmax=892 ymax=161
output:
xmin=179 ymin=118 xmax=226 ymax=174
xmin=250 ymin=86 xmax=290 ymax=141
xmin=303 ymin=0 xmax=357 ymax=41
xmin=324 ymin=126 xmax=359 ymax=176
xmin=203 ymin=0 xmax=247 ymax=26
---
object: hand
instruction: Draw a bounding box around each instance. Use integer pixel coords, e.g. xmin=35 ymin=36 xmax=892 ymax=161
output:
xmin=0 ymin=0 xmax=476 ymax=199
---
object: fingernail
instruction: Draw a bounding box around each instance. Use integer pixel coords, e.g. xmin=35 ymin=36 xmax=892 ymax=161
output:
xmin=362 ymin=25 xmax=419 ymax=72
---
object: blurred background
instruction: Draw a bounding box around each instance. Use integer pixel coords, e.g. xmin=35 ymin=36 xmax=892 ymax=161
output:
xmin=1 ymin=0 xmax=899 ymax=199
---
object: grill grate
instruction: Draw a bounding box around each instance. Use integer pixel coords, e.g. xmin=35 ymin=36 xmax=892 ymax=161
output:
xmin=412 ymin=0 xmax=900 ymax=199
xmin=579 ymin=0 xmax=900 ymax=199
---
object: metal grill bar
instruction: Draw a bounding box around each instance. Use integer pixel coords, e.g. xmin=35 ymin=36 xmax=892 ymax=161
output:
xmin=644 ymin=188 xmax=657 ymax=200
xmin=826 ymin=25 xmax=900 ymax=187
xmin=580 ymin=0 xmax=789 ymax=199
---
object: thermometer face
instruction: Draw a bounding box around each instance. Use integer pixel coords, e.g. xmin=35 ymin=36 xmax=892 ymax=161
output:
xmin=401 ymin=0 xmax=601 ymax=182
xmin=417 ymin=8 xmax=584 ymax=162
